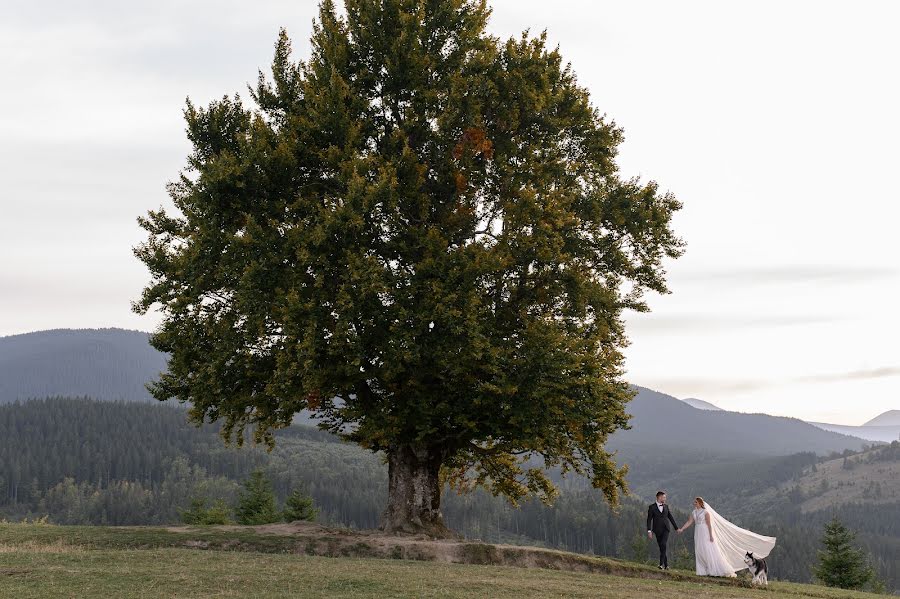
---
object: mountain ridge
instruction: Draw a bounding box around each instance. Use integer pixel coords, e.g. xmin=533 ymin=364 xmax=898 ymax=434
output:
xmin=619 ymin=387 xmax=867 ymax=457
xmin=0 ymin=328 xmax=872 ymax=456
xmin=864 ymin=409 xmax=900 ymax=427
xmin=679 ymin=397 xmax=722 ymax=411
xmin=0 ymin=328 xmax=165 ymax=403
xmin=674 ymin=392 xmax=899 ymax=444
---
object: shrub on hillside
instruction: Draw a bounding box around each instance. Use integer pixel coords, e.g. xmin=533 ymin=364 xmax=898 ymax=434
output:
xmin=180 ymin=497 xmax=230 ymax=525
xmin=235 ymin=471 xmax=280 ymax=525
xmin=283 ymin=489 xmax=318 ymax=522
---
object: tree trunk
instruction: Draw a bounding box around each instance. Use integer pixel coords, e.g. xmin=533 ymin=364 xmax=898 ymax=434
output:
xmin=381 ymin=444 xmax=451 ymax=537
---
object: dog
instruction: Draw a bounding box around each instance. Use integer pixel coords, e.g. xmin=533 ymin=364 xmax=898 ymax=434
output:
xmin=744 ymin=551 xmax=768 ymax=586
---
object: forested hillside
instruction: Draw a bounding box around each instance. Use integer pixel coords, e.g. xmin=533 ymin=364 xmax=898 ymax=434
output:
xmin=0 ymin=334 xmax=885 ymax=585
xmin=0 ymin=329 xmax=165 ymax=403
xmin=0 ymin=329 xmax=869 ymax=456
xmin=0 ymin=398 xmax=895 ymax=591
xmin=746 ymin=443 xmax=900 ymax=511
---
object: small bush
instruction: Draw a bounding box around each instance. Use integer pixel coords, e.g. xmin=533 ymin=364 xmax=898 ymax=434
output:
xmin=0 ymin=515 xmax=52 ymax=526
xmin=181 ymin=497 xmax=231 ymax=525
xmin=235 ymin=470 xmax=280 ymax=525
xmin=282 ymin=489 xmax=318 ymax=522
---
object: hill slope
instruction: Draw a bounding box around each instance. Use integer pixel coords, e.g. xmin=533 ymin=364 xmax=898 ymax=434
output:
xmin=614 ymin=387 xmax=868 ymax=457
xmin=680 ymin=397 xmax=722 ymax=411
xmin=747 ymin=442 xmax=900 ymax=513
xmin=0 ymin=523 xmax=888 ymax=599
xmin=0 ymin=398 xmax=896 ymax=591
xmin=0 ymin=329 xmax=868 ymax=455
xmin=0 ymin=328 xmax=166 ymax=403
xmin=864 ymin=410 xmax=900 ymax=427
xmin=808 ymin=421 xmax=900 ymax=443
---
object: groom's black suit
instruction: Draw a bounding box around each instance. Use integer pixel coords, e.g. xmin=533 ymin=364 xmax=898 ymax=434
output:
xmin=647 ymin=503 xmax=679 ymax=568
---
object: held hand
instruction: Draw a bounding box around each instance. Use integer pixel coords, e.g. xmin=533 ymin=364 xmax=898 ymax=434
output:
xmin=648 ymin=531 xmax=653 ymax=540
xmin=709 ymin=537 xmax=715 ymax=543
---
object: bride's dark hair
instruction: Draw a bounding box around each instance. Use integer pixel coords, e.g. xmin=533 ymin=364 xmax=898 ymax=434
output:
xmin=694 ymin=496 xmax=706 ymax=508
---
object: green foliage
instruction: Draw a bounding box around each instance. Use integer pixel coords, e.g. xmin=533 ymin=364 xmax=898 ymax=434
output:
xmin=134 ymin=0 xmax=683 ymax=513
xmin=235 ymin=471 xmax=280 ymax=525
xmin=627 ymin=532 xmax=652 ymax=564
xmin=867 ymin=441 xmax=900 ymax=463
xmin=0 ymin=515 xmax=51 ymax=525
xmin=181 ymin=497 xmax=231 ymax=525
xmin=180 ymin=498 xmax=207 ymax=524
xmin=814 ymin=518 xmax=875 ymax=590
xmin=672 ymin=546 xmax=694 ymax=571
xmin=283 ymin=489 xmax=318 ymax=522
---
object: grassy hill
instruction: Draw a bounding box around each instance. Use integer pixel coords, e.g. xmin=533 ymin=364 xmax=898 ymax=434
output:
xmin=0 ymin=523 xmax=888 ymax=599
xmin=747 ymin=442 xmax=900 ymax=513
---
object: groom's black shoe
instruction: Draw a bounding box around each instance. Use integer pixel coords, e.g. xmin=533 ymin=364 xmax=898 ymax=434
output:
xmin=658 ymin=565 xmax=664 ymax=570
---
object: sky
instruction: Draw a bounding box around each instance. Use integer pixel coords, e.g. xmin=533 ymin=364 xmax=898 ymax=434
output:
xmin=1 ymin=1 xmax=897 ymax=425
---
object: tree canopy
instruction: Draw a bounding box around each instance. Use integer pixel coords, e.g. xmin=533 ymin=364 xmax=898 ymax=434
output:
xmin=135 ymin=0 xmax=683 ymax=534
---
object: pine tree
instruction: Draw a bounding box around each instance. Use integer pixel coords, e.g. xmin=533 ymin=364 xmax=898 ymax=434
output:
xmin=182 ymin=497 xmax=232 ymax=525
xmin=235 ymin=471 xmax=279 ymax=525
xmin=134 ymin=0 xmax=683 ymax=535
xmin=814 ymin=518 xmax=875 ymax=590
xmin=180 ymin=497 xmax=209 ymax=525
xmin=282 ymin=489 xmax=318 ymax=522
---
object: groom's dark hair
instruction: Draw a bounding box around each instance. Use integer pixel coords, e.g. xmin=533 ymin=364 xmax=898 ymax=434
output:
xmin=656 ymin=491 xmax=666 ymax=498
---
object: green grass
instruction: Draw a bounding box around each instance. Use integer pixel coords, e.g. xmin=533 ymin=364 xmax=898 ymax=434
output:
xmin=0 ymin=524 xmax=886 ymax=599
xmin=0 ymin=523 xmax=302 ymax=552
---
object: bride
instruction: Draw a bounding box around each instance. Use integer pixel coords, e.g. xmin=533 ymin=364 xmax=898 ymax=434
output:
xmin=677 ymin=496 xmax=776 ymax=577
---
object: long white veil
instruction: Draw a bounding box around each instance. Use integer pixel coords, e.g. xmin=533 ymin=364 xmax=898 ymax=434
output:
xmin=705 ymin=502 xmax=776 ymax=571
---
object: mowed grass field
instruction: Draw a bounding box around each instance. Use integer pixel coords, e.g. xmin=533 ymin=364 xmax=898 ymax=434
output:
xmin=0 ymin=524 xmax=885 ymax=599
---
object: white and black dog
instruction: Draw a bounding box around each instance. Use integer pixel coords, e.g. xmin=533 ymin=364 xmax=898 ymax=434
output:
xmin=744 ymin=551 xmax=768 ymax=586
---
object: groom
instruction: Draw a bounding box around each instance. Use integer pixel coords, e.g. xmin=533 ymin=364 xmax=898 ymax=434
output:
xmin=647 ymin=491 xmax=680 ymax=570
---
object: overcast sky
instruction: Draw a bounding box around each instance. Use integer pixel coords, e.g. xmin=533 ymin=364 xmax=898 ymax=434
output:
xmin=1 ymin=1 xmax=897 ymax=425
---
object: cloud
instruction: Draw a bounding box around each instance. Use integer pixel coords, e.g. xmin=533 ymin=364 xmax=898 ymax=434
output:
xmin=626 ymin=313 xmax=840 ymax=334
xmin=641 ymin=366 xmax=900 ymax=399
xmin=676 ymin=265 xmax=898 ymax=285
xmin=793 ymin=367 xmax=900 ymax=384
xmin=637 ymin=378 xmax=774 ymax=396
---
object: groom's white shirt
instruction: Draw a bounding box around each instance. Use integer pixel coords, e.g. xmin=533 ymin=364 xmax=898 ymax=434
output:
xmin=648 ymin=502 xmax=664 ymax=533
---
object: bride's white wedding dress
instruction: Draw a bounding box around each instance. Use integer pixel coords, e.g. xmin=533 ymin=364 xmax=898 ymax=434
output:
xmin=692 ymin=504 xmax=776 ymax=577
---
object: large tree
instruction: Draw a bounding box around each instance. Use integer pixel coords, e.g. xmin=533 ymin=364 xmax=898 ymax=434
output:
xmin=135 ymin=0 xmax=683 ymax=536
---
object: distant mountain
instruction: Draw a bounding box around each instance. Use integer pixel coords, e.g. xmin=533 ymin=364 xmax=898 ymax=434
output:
xmin=674 ymin=392 xmax=896 ymax=445
xmin=680 ymin=397 xmax=722 ymax=411
xmin=0 ymin=328 xmax=166 ymax=403
xmin=0 ymin=329 xmax=870 ymax=458
xmin=614 ymin=387 xmax=868 ymax=458
xmin=808 ymin=421 xmax=900 ymax=443
xmin=865 ymin=410 xmax=900 ymax=427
